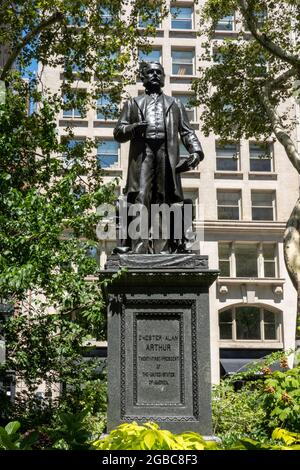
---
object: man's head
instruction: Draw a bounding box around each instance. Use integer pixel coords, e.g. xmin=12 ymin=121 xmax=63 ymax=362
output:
xmin=139 ymin=62 xmax=165 ymax=90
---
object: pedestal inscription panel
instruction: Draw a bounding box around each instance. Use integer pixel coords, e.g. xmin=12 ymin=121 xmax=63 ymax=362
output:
xmin=121 ymin=300 xmax=197 ymax=422
xmin=134 ymin=314 xmax=183 ymax=406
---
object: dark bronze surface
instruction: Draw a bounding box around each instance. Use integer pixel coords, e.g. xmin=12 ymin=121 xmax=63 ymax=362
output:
xmin=113 ymin=62 xmax=204 ymax=254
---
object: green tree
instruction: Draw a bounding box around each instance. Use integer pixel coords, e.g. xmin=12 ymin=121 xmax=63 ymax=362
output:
xmin=0 ymin=0 xmax=166 ymax=423
xmin=192 ymin=0 xmax=300 ymax=350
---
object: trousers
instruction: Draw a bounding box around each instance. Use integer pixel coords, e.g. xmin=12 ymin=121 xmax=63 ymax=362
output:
xmin=131 ymin=138 xmax=175 ymax=254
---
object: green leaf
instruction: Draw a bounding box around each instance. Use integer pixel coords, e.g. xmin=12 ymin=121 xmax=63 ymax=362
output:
xmin=5 ymin=421 xmax=20 ymax=436
xmin=143 ymin=431 xmax=156 ymax=449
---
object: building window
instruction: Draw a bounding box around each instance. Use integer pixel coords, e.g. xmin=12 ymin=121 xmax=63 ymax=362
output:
xmin=219 ymin=306 xmax=280 ymax=341
xmin=218 ymin=243 xmax=230 ymax=277
xmin=219 ymin=309 xmax=234 ymax=340
xmin=216 ymin=142 xmax=239 ymax=171
xmin=235 ymin=244 xmax=258 ymax=277
xmin=183 ymin=189 xmax=198 ymax=204
xmin=139 ymin=7 xmax=161 ymax=28
xmin=67 ymin=6 xmax=86 ymax=26
xmin=173 ymin=94 xmax=195 ymax=122
xmin=212 ymin=47 xmax=225 ymax=64
xmin=62 ymin=139 xmax=85 ymax=168
xmin=183 ymin=188 xmax=199 ymax=219
xmin=100 ymin=7 xmax=113 ymax=24
xmin=96 ymin=94 xmax=118 ymax=120
xmin=251 ymin=191 xmax=275 ymax=221
xmin=249 ymin=142 xmax=273 ymax=172
xmin=97 ymin=140 xmax=119 ymax=168
xmin=86 ymin=246 xmax=100 ymax=267
xmin=179 ymin=143 xmax=189 ymax=158
xmin=62 ymin=94 xmax=83 ymax=118
xmin=216 ymin=14 xmax=235 ymax=31
xmin=244 ymin=10 xmax=267 ymax=30
xmin=218 ymin=242 xmax=278 ymax=278
xmin=236 ymin=306 xmax=261 ymax=339
xmin=217 ymin=190 xmax=241 ymax=220
xmin=64 ymin=60 xmax=84 ymax=75
xmin=171 ymin=49 xmax=195 ymax=76
xmin=263 ymin=244 xmax=276 ymax=277
xmin=139 ymin=48 xmax=162 ymax=64
xmin=171 ymin=6 xmax=193 ymax=30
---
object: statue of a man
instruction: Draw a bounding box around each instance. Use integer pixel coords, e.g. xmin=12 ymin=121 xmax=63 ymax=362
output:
xmin=113 ymin=62 xmax=204 ymax=254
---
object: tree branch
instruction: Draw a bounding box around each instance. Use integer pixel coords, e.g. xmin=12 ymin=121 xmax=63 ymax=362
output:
xmin=0 ymin=11 xmax=64 ymax=80
xmin=259 ymin=82 xmax=300 ymax=173
xmin=238 ymin=0 xmax=300 ymax=69
xmin=269 ymin=67 xmax=296 ymax=90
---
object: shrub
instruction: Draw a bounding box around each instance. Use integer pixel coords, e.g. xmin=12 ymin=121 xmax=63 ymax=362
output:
xmin=212 ymin=379 xmax=268 ymax=446
xmin=92 ymin=421 xmax=218 ymax=451
xmin=230 ymin=428 xmax=300 ymax=450
xmin=0 ymin=421 xmax=38 ymax=450
xmin=260 ymin=367 xmax=300 ymax=432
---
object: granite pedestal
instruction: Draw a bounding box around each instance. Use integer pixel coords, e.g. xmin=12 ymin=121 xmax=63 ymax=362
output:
xmin=100 ymin=254 xmax=218 ymax=435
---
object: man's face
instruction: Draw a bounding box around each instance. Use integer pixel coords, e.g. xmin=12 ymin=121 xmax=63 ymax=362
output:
xmin=142 ymin=63 xmax=165 ymax=89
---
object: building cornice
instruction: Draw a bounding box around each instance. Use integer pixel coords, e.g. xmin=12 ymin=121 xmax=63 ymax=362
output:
xmin=200 ymin=220 xmax=287 ymax=234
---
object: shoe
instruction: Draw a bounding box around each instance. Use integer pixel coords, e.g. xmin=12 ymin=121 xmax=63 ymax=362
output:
xmin=113 ymin=246 xmax=131 ymax=254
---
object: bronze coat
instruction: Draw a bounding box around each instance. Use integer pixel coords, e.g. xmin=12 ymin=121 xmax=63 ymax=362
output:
xmin=113 ymin=93 xmax=203 ymax=201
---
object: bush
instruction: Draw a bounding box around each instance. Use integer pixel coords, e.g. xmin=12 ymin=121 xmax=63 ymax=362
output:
xmin=260 ymin=366 xmax=300 ymax=432
xmin=212 ymin=379 xmax=268 ymax=447
xmin=0 ymin=421 xmax=38 ymax=450
xmin=230 ymin=428 xmax=300 ymax=450
xmin=212 ymin=352 xmax=300 ymax=446
xmin=92 ymin=421 xmax=218 ymax=451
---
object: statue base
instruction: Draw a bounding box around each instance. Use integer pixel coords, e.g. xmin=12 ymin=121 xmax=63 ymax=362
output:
xmin=99 ymin=254 xmax=219 ymax=434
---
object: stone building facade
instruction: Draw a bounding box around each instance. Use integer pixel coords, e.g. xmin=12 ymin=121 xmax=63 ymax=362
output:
xmin=40 ymin=1 xmax=299 ymax=383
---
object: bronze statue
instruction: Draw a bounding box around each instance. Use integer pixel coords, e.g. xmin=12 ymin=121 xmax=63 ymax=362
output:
xmin=113 ymin=62 xmax=204 ymax=254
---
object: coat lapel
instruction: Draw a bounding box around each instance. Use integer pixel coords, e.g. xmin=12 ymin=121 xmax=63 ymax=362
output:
xmin=163 ymin=94 xmax=175 ymax=115
xmin=133 ymin=95 xmax=147 ymax=121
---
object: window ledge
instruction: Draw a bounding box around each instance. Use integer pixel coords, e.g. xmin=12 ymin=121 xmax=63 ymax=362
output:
xmin=102 ymin=168 xmax=123 ymax=176
xmin=62 ymin=116 xmax=86 ymax=120
xmin=217 ymin=277 xmax=285 ymax=285
xmin=93 ymin=120 xmax=117 ymax=128
xmin=94 ymin=119 xmax=117 ymax=122
xmin=181 ymin=169 xmax=200 ymax=177
xmin=169 ymin=29 xmax=197 ymax=38
xmin=214 ymin=30 xmax=237 ymax=36
xmin=205 ymin=220 xmax=286 ymax=234
xmin=138 ymin=26 xmax=162 ymax=30
xmin=59 ymin=119 xmax=88 ymax=127
xmin=138 ymin=28 xmax=164 ymax=38
xmin=249 ymin=171 xmax=277 ymax=180
xmin=219 ymin=341 xmax=283 ymax=349
xmin=170 ymin=75 xmax=196 ymax=81
xmin=214 ymin=171 xmax=243 ymax=179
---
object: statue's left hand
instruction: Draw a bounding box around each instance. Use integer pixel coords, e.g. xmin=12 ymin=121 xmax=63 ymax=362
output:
xmin=176 ymin=152 xmax=203 ymax=173
xmin=186 ymin=153 xmax=201 ymax=170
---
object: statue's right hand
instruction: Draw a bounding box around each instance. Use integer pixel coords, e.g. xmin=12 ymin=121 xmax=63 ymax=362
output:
xmin=128 ymin=121 xmax=148 ymax=137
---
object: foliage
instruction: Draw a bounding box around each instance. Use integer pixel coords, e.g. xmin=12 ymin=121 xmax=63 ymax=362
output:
xmin=45 ymin=410 xmax=92 ymax=450
xmin=0 ymin=421 xmax=38 ymax=450
xmin=193 ymin=0 xmax=300 ymax=356
xmin=92 ymin=421 xmax=218 ymax=451
xmin=0 ymin=369 xmax=108 ymax=433
xmin=193 ymin=0 xmax=299 ymax=141
xmin=230 ymin=428 xmax=300 ymax=450
xmin=212 ymin=352 xmax=300 ymax=446
xmin=260 ymin=366 xmax=300 ymax=432
xmin=0 ymin=0 xmax=166 ymax=421
xmin=212 ymin=379 xmax=268 ymax=447
xmin=272 ymin=427 xmax=300 ymax=447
